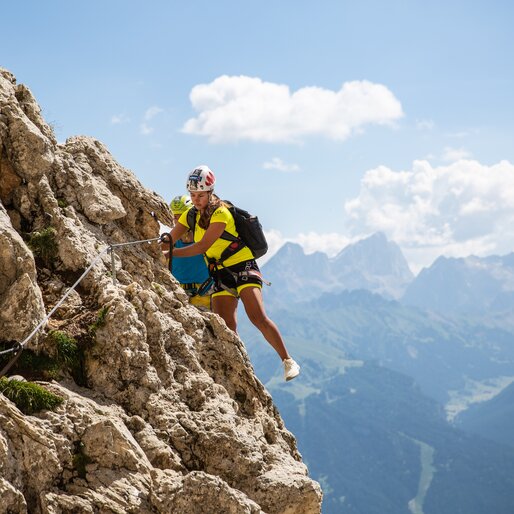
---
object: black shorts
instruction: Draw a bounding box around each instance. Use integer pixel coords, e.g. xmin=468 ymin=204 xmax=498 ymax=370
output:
xmin=212 ymin=259 xmax=263 ymax=298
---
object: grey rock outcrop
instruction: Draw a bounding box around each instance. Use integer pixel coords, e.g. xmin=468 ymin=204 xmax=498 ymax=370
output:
xmin=0 ymin=68 xmax=322 ymax=513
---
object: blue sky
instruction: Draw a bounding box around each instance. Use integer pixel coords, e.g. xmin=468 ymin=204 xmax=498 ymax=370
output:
xmin=2 ymin=0 xmax=514 ymax=272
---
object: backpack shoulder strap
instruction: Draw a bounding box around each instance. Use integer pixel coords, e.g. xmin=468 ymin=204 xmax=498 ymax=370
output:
xmin=187 ymin=205 xmax=235 ymax=239
xmin=218 ymin=202 xmax=239 ymax=242
xmin=188 ymin=204 xmax=246 ymax=265
xmin=186 ymin=207 xmax=197 ymax=232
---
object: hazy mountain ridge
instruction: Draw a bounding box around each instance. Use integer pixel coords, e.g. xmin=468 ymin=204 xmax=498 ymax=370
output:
xmin=263 ymin=233 xmax=514 ymax=319
xmin=401 ymin=253 xmax=514 ymax=315
xmin=247 ymin=289 xmax=514 ymax=405
xmin=262 ymin=232 xmax=413 ymax=307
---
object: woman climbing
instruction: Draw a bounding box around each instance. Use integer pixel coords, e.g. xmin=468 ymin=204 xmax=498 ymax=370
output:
xmin=164 ymin=194 xmax=212 ymax=311
xmin=166 ymin=165 xmax=300 ymax=381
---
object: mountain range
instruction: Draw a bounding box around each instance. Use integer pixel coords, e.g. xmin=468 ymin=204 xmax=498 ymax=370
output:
xmin=239 ymin=233 xmax=514 ymax=513
xmin=262 ymin=232 xmax=514 ymax=318
xmin=261 ymin=232 xmax=413 ymax=307
xmin=240 ymin=292 xmax=514 ymax=513
xmin=402 ymin=253 xmax=514 ymax=316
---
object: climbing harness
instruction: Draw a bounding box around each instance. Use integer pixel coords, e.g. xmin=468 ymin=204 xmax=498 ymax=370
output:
xmin=0 ymin=235 xmax=163 ymax=378
xmin=206 ymin=260 xmax=271 ymax=297
xmin=197 ymin=276 xmax=216 ymax=296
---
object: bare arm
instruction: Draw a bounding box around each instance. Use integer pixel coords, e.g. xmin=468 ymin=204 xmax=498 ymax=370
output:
xmin=173 ymin=222 xmax=227 ymax=257
xmin=160 ymin=222 xmax=189 ymax=256
xmin=170 ymin=221 xmax=188 ymax=242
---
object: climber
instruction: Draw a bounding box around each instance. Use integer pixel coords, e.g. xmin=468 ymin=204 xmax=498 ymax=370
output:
xmin=162 ymin=194 xmax=212 ymax=311
xmin=164 ymin=165 xmax=300 ymax=381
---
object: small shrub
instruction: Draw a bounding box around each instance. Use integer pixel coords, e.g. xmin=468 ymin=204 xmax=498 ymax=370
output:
xmin=88 ymin=306 xmax=110 ymax=336
xmin=0 ymin=377 xmax=63 ymax=414
xmin=47 ymin=330 xmax=86 ymax=384
xmin=48 ymin=330 xmax=80 ymax=369
xmin=1 ymin=335 xmax=85 ymax=385
xmin=28 ymin=227 xmax=58 ymax=266
xmin=12 ymin=349 xmax=61 ymax=381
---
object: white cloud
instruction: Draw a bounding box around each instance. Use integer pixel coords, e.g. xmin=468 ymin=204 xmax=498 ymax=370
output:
xmin=259 ymin=229 xmax=287 ymax=265
xmin=294 ymin=232 xmax=353 ymax=257
xmin=263 ymin=157 xmax=300 ymax=173
xmin=144 ymin=106 xmax=164 ymax=120
xmin=140 ymin=123 xmax=153 ymax=135
xmin=182 ymin=75 xmax=403 ymax=143
xmin=416 ymin=119 xmax=434 ymax=130
xmin=442 ymin=146 xmax=472 ymax=162
xmin=446 ymin=128 xmax=479 ymax=138
xmin=140 ymin=106 xmax=164 ymax=135
xmin=110 ymin=114 xmax=129 ymax=125
xmin=344 ymin=159 xmax=514 ymax=271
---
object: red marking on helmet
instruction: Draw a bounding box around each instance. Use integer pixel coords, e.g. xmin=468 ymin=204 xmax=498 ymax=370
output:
xmin=205 ymin=172 xmax=215 ymax=186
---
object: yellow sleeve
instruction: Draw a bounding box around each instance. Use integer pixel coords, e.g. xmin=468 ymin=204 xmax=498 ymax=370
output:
xmin=178 ymin=208 xmax=194 ymax=228
xmin=210 ymin=207 xmax=231 ymax=228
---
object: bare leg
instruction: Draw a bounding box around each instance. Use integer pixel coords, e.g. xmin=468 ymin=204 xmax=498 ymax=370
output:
xmin=239 ymin=286 xmax=290 ymax=361
xmin=212 ymin=294 xmax=239 ymax=332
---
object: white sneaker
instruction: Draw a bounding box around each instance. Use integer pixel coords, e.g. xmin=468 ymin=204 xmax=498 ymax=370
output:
xmin=283 ymin=358 xmax=300 ymax=381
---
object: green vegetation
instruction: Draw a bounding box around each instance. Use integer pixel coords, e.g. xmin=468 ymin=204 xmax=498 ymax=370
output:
xmin=47 ymin=330 xmax=84 ymax=384
xmin=0 ymin=331 xmax=85 ymax=385
xmin=0 ymin=377 xmax=63 ymax=414
xmin=48 ymin=330 xmax=80 ymax=370
xmin=4 ymin=348 xmax=61 ymax=381
xmin=88 ymin=306 xmax=109 ymax=336
xmin=27 ymin=227 xmax=58 ymax=266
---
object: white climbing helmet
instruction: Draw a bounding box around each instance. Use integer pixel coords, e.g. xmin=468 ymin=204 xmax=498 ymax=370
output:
xmin=186 ymin=165 xmax=216 ymax=192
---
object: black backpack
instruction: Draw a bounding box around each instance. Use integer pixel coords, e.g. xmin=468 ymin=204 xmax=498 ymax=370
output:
xmin=186 ymin=201 xmax=268 ymax=262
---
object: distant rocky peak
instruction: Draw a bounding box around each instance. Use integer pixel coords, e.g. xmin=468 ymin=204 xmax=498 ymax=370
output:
xmin=333 ymin=232 xmax=413 ymax=280
xmin=276 ymin=241 xmax=305 ymax=258
xmin=402 ymin=251 xmax=514 ymax=315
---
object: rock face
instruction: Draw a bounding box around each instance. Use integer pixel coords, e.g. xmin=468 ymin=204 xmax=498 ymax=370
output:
xmin=0 ymin=68 xmax=322 ymax=513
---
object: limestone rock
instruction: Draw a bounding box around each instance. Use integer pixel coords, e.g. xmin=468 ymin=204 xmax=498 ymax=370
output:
xmin=0 ymin=203 xmax=45 ymax=346
xmin=0 ymin=67 xmax=322 ymax=513
xmin=0 ymin=477 xmax=28 ymax=513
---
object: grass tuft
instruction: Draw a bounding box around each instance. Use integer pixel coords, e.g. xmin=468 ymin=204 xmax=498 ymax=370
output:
xmin=0 ymin=377 xmax=64 ymax=414
xmin=88 ymin=306 xmax=110 ymax=336
xmin=48 ymin=330 xmax=80 ymax=370
xmin=27 ymin=227 xmax=59 ymax=266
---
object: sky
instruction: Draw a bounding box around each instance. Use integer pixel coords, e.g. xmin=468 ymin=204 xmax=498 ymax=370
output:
xmin=2 ymin=0 xmax=514 ymax=273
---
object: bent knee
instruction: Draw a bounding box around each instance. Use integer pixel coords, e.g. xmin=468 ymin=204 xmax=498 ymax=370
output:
xmin=248 ymin=313 xmax=269 ymax=328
